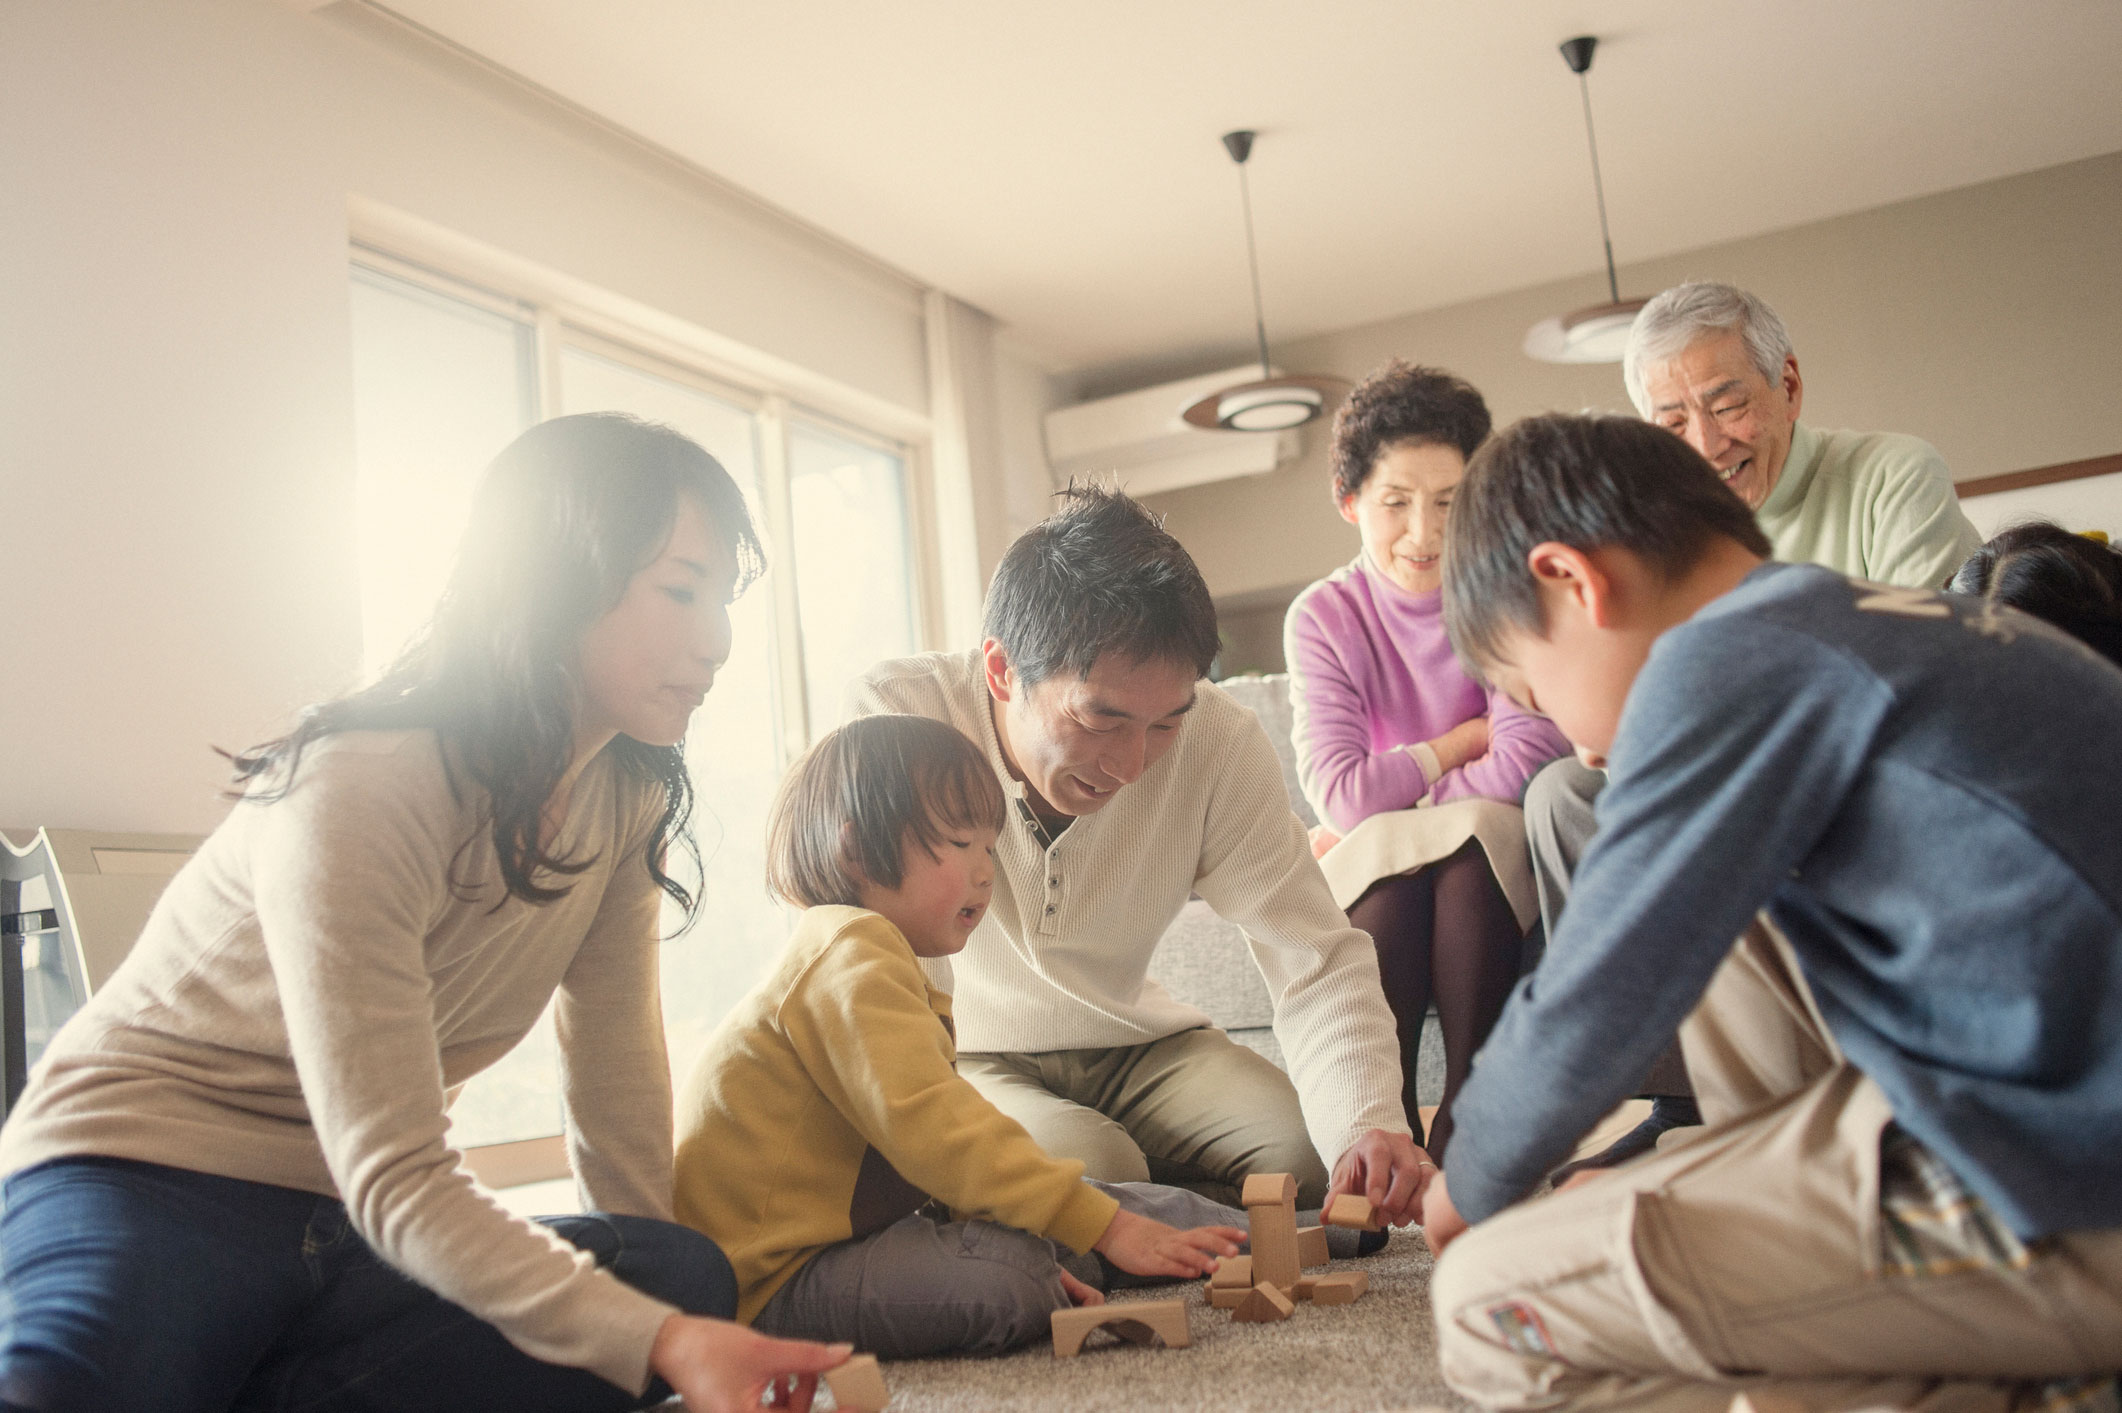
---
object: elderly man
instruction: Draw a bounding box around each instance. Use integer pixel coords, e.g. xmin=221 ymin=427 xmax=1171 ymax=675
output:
xmin=1526 ymin=282 xmax=1983 ymax=1172
xmin=847 ymin=486 xmax=1429 ymax=1221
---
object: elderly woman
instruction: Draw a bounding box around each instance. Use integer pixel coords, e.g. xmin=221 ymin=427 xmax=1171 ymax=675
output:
xmin=1284 ymin=362 xmax=1568 ymax=1160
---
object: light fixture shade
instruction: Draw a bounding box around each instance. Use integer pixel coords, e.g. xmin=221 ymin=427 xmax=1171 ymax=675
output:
xmin=1522 ymin=298 xmax=1648 ymax=364
xmin=1182 ymin=374 xmax=1350 ymax=431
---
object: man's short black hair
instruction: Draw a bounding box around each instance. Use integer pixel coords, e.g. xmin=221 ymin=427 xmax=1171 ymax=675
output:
xmin=1329 ymin=361 xmax=1492 ymax=502
xmin=1443 ymin=414 xmax=1772 ymax=670
xmin=983 ymin=484 xmax=1218 ymax=687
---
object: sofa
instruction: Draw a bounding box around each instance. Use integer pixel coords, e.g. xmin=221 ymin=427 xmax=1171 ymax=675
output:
xmin=1142 ymin=673 xmax=1446 ymax=1106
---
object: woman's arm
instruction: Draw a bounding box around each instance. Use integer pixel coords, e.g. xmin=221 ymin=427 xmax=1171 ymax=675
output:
xmin=1424 ymin=685 xmax=1572 ymax=806
xmin=251 ymin=744 xmax=676 ymax=1395
xmin=1285 ymin=593 xmax=1430 ymax=833
xmin=557 ymin=788 xmax=676 ymax=1221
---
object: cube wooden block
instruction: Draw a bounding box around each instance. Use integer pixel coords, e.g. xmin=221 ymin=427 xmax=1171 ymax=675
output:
xmin=823 ymin=1352 xmax=889 ymax=1411
xmin=1208 ymin=1253 xmax=1252 ymax=1289
xmin=1230 ymin=1283 xmax=1295 ymax=1323
xmin=1323 ymin=1193 xmax=1382 ymax=1231
xmin=1051 ymin=1298 xmax=1191 ymax=1357
xmin=1296 ymin=1225 xmax=1328 ymax=1267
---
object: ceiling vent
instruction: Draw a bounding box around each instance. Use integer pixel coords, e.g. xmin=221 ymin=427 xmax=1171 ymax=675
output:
xmin=1044 ymin=364 xmax=1302 ymax=498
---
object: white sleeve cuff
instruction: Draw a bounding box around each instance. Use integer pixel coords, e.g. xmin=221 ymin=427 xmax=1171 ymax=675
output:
xmin=1405 ymin=741 xmax=1443 ymax=792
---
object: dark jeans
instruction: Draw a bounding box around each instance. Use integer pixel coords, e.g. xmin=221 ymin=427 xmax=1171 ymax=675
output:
xmin=0 ymin=1156 xmax=734 ymax=1413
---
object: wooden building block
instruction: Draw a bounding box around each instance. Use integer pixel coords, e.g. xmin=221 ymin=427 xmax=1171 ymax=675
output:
xmin=1208 ymin=1253 xmax=1252 ymax=1289
xmin=1323 ymin=1193 xmax=1382 ymax=1231
xmin=1309 ymin=1271 xmax=1368 ymax=1306
xmin=1241 ymin=1171 xmax=1302 ymax=1293
xmin=823 ymin=1352 xmax=889 ymax=1411
xmin=1230 ymin=1283 xmax=1295 ymax=1323
xmin=1240 ymin=1172 xmax=1298 ymax=1208
xmin=1296 ymin=1225 xmax=1328 ymax=1267
xmin=1206 ymin=1282 xmax=1251 ymax=1309
xmin=1050 ymin=1299 xmax=1191 ymax=1358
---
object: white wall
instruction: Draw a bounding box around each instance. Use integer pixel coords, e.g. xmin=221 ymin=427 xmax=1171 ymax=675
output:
xmin=1962 ymin=472 xmax=2122 ymax=541
xmin=1142 ymin=151 xmax=2122 ymax=608
xmin=0 ymin=0 xmax=945 ymax=834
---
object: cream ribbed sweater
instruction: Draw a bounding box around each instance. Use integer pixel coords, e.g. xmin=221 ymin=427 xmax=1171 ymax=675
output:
xmin=0 ymin=731 xmax=680 ymax=1393
xmin=847 ymin=651 xmax=1409 ymax=1166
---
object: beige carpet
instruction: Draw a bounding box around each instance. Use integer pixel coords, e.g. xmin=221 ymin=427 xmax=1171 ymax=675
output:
xmin=862 ymin=1228 xmax=1466 ymax=1413
xmin=843 ymin=1102 xmax=1651 ymax=1413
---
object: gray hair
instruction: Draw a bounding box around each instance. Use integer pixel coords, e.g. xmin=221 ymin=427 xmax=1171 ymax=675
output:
xmin=1622 ymin=282 xmax=1795 ymax=416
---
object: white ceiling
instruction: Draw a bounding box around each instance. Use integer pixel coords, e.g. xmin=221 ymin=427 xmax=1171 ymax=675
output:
xmin=371 ymin=0 xmax=2122 ymax=378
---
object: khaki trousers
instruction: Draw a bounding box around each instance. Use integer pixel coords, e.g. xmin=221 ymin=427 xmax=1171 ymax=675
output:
xmin=1432 ymin=919 xmax=2122 ymax=1413
xmin=956 ymin=1026 xmax=1331 ymax=1209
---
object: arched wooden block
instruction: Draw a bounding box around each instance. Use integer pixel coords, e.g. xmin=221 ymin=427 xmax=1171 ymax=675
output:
xmin=1050 ymin=1299 xmax=1192 ymax=1357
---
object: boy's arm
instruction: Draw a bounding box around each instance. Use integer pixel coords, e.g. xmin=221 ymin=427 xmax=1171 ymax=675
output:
xmin=779 ymin=917 xmax=1119 ymax=1254
xmin=1441 ymin=619 xmax=1893 ymax=1224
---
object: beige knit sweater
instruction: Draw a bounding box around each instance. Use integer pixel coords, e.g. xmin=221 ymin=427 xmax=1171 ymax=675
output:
xmin=0 ymin=731 xmax=680 ymax=1393
xmin=847 ymin=651 xmax=1409 ymax=1167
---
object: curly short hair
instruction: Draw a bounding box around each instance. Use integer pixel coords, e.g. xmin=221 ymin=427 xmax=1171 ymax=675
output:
xmin=1328 ymin=361 xmax=1492 ymax=502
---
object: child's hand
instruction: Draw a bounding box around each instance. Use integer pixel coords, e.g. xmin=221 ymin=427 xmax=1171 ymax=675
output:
xmin=1091 ymin=1206 xmax=1245 ymax=1280
xmin=1059 ymin=1269 xmax=1104 ymax=1307
xmin=650 ymin=1314 xmax=850 ymax=1413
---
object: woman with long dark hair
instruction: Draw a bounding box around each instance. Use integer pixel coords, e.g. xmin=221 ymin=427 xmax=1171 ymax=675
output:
xmin=0 ymin=414 xmax=848 ymax=1413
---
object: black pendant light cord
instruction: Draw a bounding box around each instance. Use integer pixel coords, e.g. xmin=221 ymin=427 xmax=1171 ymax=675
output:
xmin=1568 ymin=46 xmax=1623 ymax=305
xmin=1225 ymin=131 xmax=1274 ymax=379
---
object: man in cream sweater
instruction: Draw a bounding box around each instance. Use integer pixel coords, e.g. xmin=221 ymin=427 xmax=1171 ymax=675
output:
xmin=1526 ymin=281 xmax=1984 ymax=1169
xmin=848 ymin=488 xmax=1427 ymax=1220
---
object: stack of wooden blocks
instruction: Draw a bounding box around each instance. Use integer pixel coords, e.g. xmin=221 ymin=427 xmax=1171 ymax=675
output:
xmin=1207 ymin=1176 xmax=1378 ymax=1322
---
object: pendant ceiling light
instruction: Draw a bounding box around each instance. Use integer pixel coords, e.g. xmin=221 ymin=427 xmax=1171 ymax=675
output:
xmin=1523 ymin=36 xmax=1647 ymax=364
xmin=1183 ymin=130 xmax=1350 ymax=432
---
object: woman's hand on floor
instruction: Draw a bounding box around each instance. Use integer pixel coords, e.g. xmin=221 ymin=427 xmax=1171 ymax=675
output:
xmin=1092 ymin=1206 xmax=1245 ymax=1280
xmin=650 ymin=1313 xmax=850 ymax=1413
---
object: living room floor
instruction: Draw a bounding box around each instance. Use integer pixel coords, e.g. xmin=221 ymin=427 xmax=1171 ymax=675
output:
xmin=770 ymin=1102 xmax=1652 ymax=1412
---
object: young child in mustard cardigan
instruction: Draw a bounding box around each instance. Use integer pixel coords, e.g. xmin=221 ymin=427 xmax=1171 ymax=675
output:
xmin=675 ymin=713 xmax=1302 ymax=1362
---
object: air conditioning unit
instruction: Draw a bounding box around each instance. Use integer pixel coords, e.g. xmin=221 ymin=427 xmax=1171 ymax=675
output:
xmin=1044 ymin=365 xmax=1301 ymax=498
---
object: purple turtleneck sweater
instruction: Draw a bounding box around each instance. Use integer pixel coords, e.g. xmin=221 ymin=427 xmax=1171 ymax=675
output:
xmin=1284 ymin=554 xmax=1570 ymax=835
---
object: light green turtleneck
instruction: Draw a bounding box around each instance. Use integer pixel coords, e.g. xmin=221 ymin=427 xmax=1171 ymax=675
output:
xmin=1755 ymin=421 xmax=1982 ymax=589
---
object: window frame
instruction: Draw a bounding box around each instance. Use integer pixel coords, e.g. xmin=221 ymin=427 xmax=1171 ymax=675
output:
xmin=348 ymin=227 xmax=935 ymax=1185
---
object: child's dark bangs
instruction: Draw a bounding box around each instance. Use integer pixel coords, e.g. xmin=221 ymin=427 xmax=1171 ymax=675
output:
xmin=913 ymin=750 xmax=1006 ymax=847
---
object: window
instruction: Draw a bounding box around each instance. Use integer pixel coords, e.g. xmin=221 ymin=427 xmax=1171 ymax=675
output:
xmin=347 ymin=252 xmax=924 ymax=1157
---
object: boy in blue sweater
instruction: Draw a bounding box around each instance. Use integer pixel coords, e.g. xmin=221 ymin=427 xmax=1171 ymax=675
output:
xmin=1422 ymin=414 xmax=2122 ymax=1413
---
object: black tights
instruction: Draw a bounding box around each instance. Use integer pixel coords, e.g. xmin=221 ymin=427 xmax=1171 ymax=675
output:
xmin=1346 ymin=840 xmax=1521 ymax=1163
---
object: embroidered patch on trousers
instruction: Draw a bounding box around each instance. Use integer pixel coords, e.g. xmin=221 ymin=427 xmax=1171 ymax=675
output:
xmin=1487 ymin=1301 xmax=1560 ymax=1359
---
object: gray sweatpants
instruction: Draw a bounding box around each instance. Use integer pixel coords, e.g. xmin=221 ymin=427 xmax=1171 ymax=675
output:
xmin=750 ymin=1180 xmax=1362 ymax=1358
